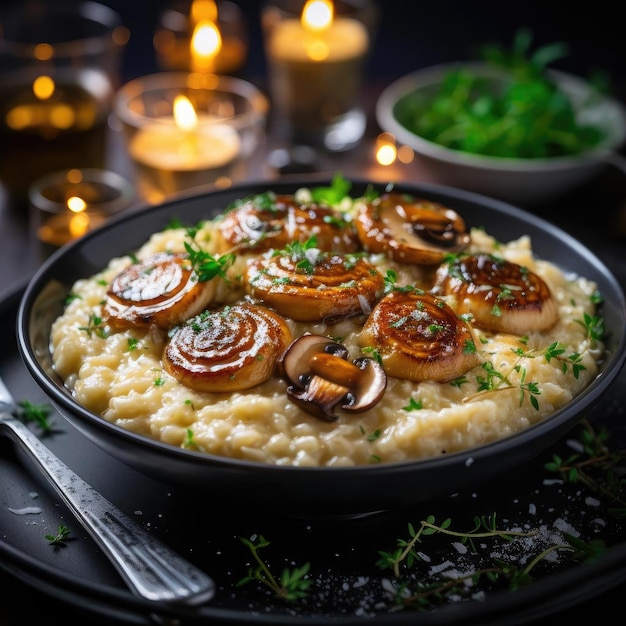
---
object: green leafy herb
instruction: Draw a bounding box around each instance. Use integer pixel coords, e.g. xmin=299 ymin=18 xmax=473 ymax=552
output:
xmin=395 ymin=28 xmax=608 ymax=159
xmin=16 ymin=400 xmax=54 ymax=433
xmin=183 ymin=230 xmax=235 ymax=282
xmin=45 ymin=524 xmax=71 ymax=546
xmin=237 ymin=535 xmax=312 ymax=601
xmin=310 ymin=172 xmax=352 ymax=205
xmin=545 ymin=419 xmax=626 ymax=516
xmin=78 ymin=313 xmax=109 ymax=339
xmin=374 ymin=514 xmax=599 ymax=607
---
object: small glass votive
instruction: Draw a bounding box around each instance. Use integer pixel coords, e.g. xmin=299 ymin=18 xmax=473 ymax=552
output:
xmin=154 ymin=0 xmax=248 ymax=75
xmin=262 ymin=0 xmax=379 ymax=153
xmin=0 ymin=1 xmax=130 ymax=204
xmin=114 ymin=72 xmax=269 ymax=205
xmin=29 ymin=168 xmax=134 ymax=249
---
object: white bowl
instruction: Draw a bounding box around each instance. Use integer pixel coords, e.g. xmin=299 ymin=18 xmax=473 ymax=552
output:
xmin=376 ymin=62 xmax=626 ymax=205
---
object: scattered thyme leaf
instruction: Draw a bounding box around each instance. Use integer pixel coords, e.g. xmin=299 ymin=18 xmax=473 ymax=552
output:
xmin=16 ymin=400 xmax=54 ymax=433
xmin=237 ymin=535 xmax=312 ymax=602
xmin=45 ymin=524 xmax=71 ymax=546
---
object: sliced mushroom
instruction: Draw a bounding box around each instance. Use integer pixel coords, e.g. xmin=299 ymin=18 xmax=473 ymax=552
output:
xmin=280 ymin=334 xmax=387 ymax=421
xmin=214 ymin=193 xmax=361 ymax=254
xmin=432 ymin=253 xmax=559 ymax=334
xmin=163 ymin=303 xmax=292 ymax=392
xmin=360 ymin=290 xmax=482 ymax=383
xmin=102 ymin=252 xmax=217 ymax=330
xmin=354 ymin=193 xmax=470 ymax=265
xmin=245 ymin=247 xmax=385 ymax=322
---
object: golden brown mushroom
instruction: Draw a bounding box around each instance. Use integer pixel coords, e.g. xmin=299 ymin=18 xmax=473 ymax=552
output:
xmin=214 ymin=193 xmax=360 ymax=254
xmin=163 ymin=302 xmax=292 ymax=392
xmin=102 ymin=252 xmax=217 ymax=330
xmin=354 ymin=193 xmax=470 ymax=265
xmin=280 ymin=334 xmax=387 ymax=421
xmin=432 ymin=253 xmax=559 ymax=334
xmin=360 ymin=290 xmax=482 ymax=382
xmin=245 ymin=241 xmax=385 ymax=322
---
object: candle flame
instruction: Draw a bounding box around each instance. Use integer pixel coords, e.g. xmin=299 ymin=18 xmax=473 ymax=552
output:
xmin=66 ymin=195 xmax=90 ymax=239
xmin=191 ymin=20 xmax=222 ymax=64
xmin=301 ymin=1 xmax=333 ymax=61
xmin=32 ymin=75 xmax=55 ymax=100
xmin=302 ymin=0 xmax=334 ymax=31
xmin=173 ymin=95 xmax=198 ymax=132
xmin=69 ymin=212 xmax=90 ymax=238
xmin=67 ymin=196 xmax=87 ymax=213
xmin=375 ymin=133 xmax=398 ymax=166
xmin=191 ymin=0 xmax=218 ymax=23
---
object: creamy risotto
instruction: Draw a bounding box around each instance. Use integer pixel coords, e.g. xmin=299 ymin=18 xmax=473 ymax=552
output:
xmin=50 ymin=186 xmax=604 ymax=467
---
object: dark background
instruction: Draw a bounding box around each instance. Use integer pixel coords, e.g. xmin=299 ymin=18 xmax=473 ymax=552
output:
xmin=47 ymin=0 xmax=626 ymax=99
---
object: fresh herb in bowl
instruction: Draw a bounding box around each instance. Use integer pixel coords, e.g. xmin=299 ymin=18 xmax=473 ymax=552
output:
xmin=394 ymin=29 xmax=609 ymax=159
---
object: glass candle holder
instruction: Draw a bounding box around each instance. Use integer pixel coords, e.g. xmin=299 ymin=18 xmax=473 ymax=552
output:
xmin=114 ymin=72 xmax=269 ymax=205
xmin=0 ymin=1 xmax=130 ymax=204
xmin=29 ymin=168 xmax=134 ymax=249
xmin=154 ymin=0 xmax=248 ymax=75
xmin=262 ymin=0 xmax=379 ymax=153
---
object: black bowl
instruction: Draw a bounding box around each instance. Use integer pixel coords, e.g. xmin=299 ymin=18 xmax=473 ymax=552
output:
xmin=16 ymin=178 xmax=626 ymax=517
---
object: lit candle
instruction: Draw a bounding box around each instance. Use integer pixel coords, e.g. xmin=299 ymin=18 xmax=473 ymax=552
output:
xmin=154 ymin=0 xmax=247 ymax=75
xmin=127 ymin=93 xmax=242 ymax=203
xmin=264 ymin=0 xmax=370 ymax=144
xmin=188 ymin=0 xmax=220 ymax=72
xmin=29 ymin=168 xmax=134 ymax=248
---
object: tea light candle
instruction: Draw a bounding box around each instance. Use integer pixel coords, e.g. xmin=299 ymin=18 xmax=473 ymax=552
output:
xmin=127 ymin=94 xmax=242 ymax=201
xmin=29 ymin=168 xmax=134 ymax=248
xmin=154 ymin=0 xmax=247 ymax=74
xmin=269 ymin=1 xmax=369 ymax=64
xmin=264 ymin=0 xmax=370 ymax=146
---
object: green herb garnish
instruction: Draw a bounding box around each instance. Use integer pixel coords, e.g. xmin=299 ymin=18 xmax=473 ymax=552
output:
xmin=395 ymin=28 xmax=608 ymax=159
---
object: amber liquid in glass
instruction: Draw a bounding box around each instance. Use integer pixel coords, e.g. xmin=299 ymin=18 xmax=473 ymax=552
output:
xmin=0 ymin=69 xmax=113 ymax=202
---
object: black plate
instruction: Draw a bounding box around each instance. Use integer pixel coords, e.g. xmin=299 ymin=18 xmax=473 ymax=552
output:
xmin=3 ymin=279 xmax=626 ymax=623
xmin=15 ymin=179 xmax=626 ymax=518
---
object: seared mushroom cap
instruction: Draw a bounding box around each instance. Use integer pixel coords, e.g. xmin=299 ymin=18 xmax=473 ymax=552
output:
xmin=432 ymin=253 xmax=559 ymax=334
xmin=355 ymin=193 xmax=470 ymax=265
xmin=280 ymin=333 xmax=387 ymax=421
xmin=214 ymin=194 xmax=360 ymax=254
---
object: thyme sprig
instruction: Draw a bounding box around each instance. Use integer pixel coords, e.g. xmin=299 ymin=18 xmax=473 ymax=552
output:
xmin=463 ymin=305 xmax=602 ymax=409
xmin=78 ymin=313 xmax=109 ymax=339
xmin=545 ymin=419 xmax=626 ymax=515
xmin=45 ymin=524 xmax=71 ymax=547
xmin=237 ymin=535 xmax=312 ymax=602
xmin=376 ymin=514 xmax=538 ymax=578
xmin=16 ymin=400 xmax=54 ymax=433
xmin=375 ymin=515 xmax=599 ymax=609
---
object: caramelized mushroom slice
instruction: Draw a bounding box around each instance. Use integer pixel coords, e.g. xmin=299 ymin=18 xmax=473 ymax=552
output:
xmin=433 ymin=254 xmax=559 ymax=334
xmin=355 ymin=193 xmax=470 ymax=264
xmin=214 ymin=193 xmax=360 ymax=254
xmin=245 ymin=244 xmax=385 ymax=322
xmin=360 ymin=290 xmax=482 ymax=383
xmin=103 ymin=252 xmax=217 ymax=330
xmin=280 ymin=334 xmax=387 ymax=421
xmin=163 ymin=303 xmax=292 ymax=392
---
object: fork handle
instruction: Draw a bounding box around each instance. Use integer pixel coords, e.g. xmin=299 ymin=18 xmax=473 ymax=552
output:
xmin=0 ymin=416 xmax=215 ymax=606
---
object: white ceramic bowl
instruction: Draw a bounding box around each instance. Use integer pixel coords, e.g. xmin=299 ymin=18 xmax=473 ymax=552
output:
xmin=376 ymin=62 xmax=626 ymax=205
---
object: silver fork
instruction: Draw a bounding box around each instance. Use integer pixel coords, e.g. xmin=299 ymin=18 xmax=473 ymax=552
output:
xmin=0 ymin=375 xmax=215 ymax=606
